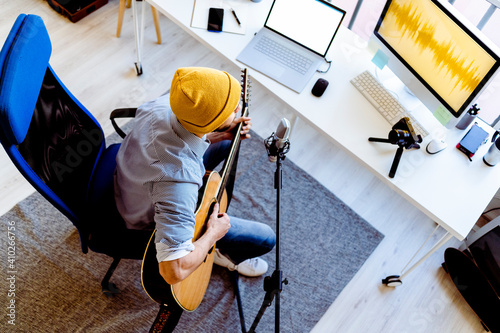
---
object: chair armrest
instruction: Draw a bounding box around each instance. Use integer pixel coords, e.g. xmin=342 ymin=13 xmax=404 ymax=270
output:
xmin=110 ymin=108 xmax=137 ymax=138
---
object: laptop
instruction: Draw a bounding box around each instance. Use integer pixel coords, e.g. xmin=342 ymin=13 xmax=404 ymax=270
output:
xmin=236 ymin=0 xmax=346 ymax=93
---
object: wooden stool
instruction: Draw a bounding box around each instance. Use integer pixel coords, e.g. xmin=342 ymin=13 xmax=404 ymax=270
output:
xmin=117 ymin=0 xmax=162 ymax=44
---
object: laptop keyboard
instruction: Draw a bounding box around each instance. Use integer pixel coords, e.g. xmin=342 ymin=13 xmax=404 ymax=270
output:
xmin=254 ymin=35 xmax=313 ymax=74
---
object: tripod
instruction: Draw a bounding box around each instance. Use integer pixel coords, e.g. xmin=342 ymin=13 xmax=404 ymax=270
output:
xmin=368 ymin=118 xmax=422 ymax=178
xmin=232 ymin=135 xmax=290 ymax=333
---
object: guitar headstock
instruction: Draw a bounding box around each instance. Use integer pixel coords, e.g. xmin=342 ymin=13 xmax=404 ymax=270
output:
xmin=240 ymin=68 xmax=250 ymax=117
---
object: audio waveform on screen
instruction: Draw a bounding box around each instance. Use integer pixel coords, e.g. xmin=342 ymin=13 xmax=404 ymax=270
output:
xmin=385 ymin=1 xmax=482 ymax=95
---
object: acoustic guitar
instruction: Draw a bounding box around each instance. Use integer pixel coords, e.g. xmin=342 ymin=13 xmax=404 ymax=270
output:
xmin=141 ymin=68 xmax=250 ymax=312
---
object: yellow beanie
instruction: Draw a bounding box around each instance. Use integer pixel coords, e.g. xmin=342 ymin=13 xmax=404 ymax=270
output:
xmin=170 ymin=67 xmax=241 ymax=135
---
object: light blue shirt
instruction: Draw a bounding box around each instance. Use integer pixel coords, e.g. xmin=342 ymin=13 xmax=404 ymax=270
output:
xmin=114 ymin=94 xmax=210 ymax=262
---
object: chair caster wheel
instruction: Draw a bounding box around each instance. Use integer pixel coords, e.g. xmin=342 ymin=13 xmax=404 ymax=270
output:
xmin=382 ymin=275 xmax=402 ymax=287
xmin=102 ymin=282 xmax=120 ymax=296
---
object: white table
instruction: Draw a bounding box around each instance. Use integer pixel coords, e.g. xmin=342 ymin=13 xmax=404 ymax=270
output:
xmin=132 ymin=0 xmax=500 ymax=284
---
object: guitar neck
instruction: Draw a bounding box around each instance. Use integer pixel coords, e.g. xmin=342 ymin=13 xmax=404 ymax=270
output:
xmin=215 ymin=68 xmax=250 ymax=204
xmin=217 ymin=105 xmax=248 ymax=203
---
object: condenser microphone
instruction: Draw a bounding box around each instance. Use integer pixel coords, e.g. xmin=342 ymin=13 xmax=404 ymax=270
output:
xmin=265 ymin=118 xmax=291 ymax=162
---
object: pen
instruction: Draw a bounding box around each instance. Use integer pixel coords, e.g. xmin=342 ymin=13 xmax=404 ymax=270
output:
xmin=231 ymin=8 xmax=241 ymax=26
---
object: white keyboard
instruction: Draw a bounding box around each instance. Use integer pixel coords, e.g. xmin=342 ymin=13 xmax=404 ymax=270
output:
xmin=351 ymin=71 xmax=429 ymax=138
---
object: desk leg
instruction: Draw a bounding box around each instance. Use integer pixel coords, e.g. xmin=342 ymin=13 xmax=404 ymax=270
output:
xmin=132 ymin=0 xmax=145 ymax=75
xmin=382 ymin=225 xmax=453 ymax=287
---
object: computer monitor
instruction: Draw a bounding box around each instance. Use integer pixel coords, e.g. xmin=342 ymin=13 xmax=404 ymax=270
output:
xmin=371 ymin=0 xmax=500 ymax=128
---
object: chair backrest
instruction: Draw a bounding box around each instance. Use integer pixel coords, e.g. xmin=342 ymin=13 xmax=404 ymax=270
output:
xmin=0 ymin=14 xmax=107 ymax=252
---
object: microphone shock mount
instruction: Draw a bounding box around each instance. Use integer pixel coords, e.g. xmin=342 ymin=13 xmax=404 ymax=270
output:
xmin=264 ymin=133 xmax=290 ymax=162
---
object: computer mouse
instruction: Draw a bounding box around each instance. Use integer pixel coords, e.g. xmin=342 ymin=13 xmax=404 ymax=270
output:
xmin=426 ymin=138 xmax=448 ymax=154
xmin=312 ymin=78 xmax=329 ymax=97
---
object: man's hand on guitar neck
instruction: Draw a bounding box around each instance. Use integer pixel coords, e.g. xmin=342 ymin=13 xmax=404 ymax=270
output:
xmin=207 ymin=117 xmax=252 ymax=143
xmin=158 ymin=203 xmax=230 ymax=285
xmin=206 ymin=100 xmax=252 ymax=143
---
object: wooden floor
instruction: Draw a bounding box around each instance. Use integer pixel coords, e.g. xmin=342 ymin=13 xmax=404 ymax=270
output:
xmin=1 ymin=1 xmax=495 ymax=332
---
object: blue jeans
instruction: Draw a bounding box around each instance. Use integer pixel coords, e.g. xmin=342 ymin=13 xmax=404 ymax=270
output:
xmin=203 ymin=140 xmax=276 ymax=264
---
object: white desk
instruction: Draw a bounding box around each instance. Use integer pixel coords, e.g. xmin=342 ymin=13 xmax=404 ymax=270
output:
xmin=133 ymin=0 xmax=500 ymax=283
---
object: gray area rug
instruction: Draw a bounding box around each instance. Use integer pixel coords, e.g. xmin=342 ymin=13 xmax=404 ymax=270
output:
xmin=0 ymin=130 xmax=383 ymax=333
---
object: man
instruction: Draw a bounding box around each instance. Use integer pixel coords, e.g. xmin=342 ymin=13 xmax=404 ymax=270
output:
xmin=114 ymin=67 xmax=276 ymax=285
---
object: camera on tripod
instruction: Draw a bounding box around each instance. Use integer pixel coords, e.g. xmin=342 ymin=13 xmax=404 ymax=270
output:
xmin=369 ymin=117 xmax=422 ymax=178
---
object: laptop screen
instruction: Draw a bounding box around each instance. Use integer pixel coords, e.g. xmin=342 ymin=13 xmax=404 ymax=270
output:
xmin=265 ymin=0 xmax=346 ymax=57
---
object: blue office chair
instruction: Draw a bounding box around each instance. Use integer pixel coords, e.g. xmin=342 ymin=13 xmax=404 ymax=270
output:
xmin=0 ymin=14 xmax=152 ymax=295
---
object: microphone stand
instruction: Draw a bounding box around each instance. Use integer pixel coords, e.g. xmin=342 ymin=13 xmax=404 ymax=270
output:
xmin=245 ymin=138 xmax=289 ymax=333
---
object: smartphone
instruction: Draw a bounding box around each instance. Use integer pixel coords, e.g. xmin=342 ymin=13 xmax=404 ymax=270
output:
xmin=207 ymin=7 xmax=223 ymax=32
xmin=456 ymin=123 xmax=489 ymax=159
